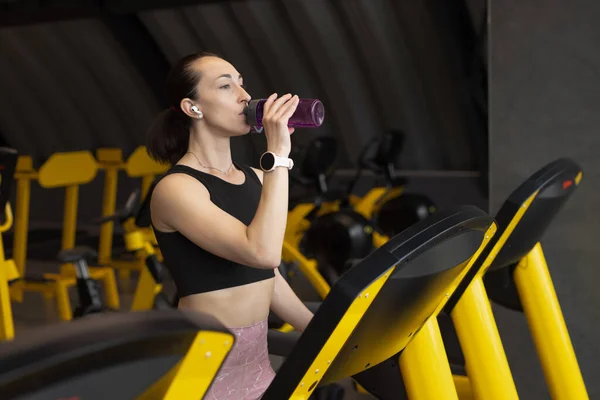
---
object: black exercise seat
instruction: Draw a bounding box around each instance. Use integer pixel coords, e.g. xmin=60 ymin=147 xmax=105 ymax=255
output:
xmin=264 ymin=205 xmax=493 ymax=399
xmin=17 ymin=247 xmax=105 ymax=284
xmin=18 ymin=246 xmax=108 ymax=286
xmin=0 ymin=310 xmax=234 ymax=400
xmin=56 ymin=246 xmax=98 ymax=264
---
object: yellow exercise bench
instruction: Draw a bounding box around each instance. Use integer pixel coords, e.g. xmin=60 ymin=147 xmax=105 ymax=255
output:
xmin=98 ymin=146 xmax=168 ymax=283
xmin=10 ymin=151 xmax=119 ymax=321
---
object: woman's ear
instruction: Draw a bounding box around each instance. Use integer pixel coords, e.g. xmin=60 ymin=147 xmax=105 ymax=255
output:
xmin=181 ymin=99 xmax=203 ymax=119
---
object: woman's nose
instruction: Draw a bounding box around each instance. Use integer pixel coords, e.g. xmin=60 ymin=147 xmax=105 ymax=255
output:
xmin=240 ymin=87 xmax=251 ymax=103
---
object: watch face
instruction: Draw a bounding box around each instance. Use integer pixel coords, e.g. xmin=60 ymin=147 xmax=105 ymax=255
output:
xmin=261 ymin=152 xmax=276 ymax=170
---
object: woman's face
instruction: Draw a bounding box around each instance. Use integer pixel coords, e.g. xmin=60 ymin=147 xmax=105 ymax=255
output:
xmin=192 ymin=56 xmax=252 ymax=136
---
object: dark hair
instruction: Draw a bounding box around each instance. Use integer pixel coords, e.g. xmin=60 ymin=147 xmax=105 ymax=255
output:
xmin=146 ymin=52 xmax=220 ymax=165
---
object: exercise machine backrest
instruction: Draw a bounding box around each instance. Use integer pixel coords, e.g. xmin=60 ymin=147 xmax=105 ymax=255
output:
xmin=481 ymin=158 xmax=581 ymax=312
xmin=0 ymin=147 xmax=18 ymax=212
xmin=293 ymin=136 xmax=337 ymax=194
xmin=348 ymin=131 xmax=406 ymax=196
xmin=0 ymin=310 xmax=233 ymax=400
xmin=299 ymin=137 xmax=337 ymax=179
xmin=372 ymin=130 xmax=405 ymax=183
xmin=441 ymin=158 xmax=582 ymax=315
xmin=262 ymin=205 xmax=493 ymax=399
xmin=489 ymin=158 xmax=581 ymax=271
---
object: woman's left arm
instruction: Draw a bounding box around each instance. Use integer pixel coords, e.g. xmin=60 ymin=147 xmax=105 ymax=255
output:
xmin=251 ymin=167 xmax=314 ymax=331
xmin=270 ymin=268 xmax=314 ymax=332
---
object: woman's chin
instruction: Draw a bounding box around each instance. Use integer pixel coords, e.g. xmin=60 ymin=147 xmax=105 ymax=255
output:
xmin=229 ymin=125 xmax=252 ymax=136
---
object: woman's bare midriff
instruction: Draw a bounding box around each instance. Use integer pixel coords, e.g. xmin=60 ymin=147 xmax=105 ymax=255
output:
xmin=177 ymin=277 xmax=275 ymax=328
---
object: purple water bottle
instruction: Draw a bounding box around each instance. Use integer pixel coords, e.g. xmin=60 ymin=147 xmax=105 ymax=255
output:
xmin=244 ymin=98 xmax=325 ymax=131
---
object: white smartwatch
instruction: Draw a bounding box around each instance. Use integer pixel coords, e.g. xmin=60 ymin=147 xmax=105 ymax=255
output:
xmin=259 ymin=151 xmax=294 ymax=172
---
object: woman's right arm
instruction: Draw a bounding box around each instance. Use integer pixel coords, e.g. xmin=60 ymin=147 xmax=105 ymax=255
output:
xmin=151 ymin=93 xmax=299 ymax=270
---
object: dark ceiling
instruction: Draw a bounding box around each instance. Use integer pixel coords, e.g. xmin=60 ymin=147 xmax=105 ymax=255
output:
xmin=0 ymin=0 xmax=487 ymax=173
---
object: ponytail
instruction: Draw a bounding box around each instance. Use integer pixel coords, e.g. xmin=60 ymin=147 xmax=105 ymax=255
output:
xmin=145 ymin=51 xmax=221 ymax=165
xmin=147 ymin=107 xmax=191 ymax=165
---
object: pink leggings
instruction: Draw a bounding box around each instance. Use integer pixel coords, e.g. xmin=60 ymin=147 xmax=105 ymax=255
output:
xmin=204 ymin=318 xmax=276 ymax=400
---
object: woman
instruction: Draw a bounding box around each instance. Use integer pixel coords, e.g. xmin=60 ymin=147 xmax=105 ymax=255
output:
xmin=147 ymin=52 xmax=314 ymax=399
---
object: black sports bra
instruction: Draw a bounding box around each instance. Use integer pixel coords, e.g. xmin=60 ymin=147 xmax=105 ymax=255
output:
xmin=151 ymin=163 xmax=274 ymax=297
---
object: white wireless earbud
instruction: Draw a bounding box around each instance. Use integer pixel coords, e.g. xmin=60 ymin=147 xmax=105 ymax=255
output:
xmin=191 ymin=105 xmax=203 ymax=119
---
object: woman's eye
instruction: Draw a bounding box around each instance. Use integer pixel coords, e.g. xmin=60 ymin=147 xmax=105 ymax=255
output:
xmin=220 ymin=84 xmax=231 ymax=89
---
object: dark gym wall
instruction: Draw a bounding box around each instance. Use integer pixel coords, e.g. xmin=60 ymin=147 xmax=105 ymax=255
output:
xmin=1 ymin=0 xmax=488 ymax=229
xmin=490 ymin=1 xmax=600 ymax=398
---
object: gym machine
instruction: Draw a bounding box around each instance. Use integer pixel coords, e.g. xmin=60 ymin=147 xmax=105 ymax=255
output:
xmin=283 ymin=133 xmax=436 ymax=295
xmin=0 ymin=310 xmax=234 ymax=400
xmin=0 ymin=204 xmax=495 ymax=399
xmin=345 ymin=158 xmax=588 ymax=399
xmin=10 ymin=151 xmax=120 ymax=321
xmin=96 ymin=146 xmax=168 ymax=284
xmin=439 ymin=158 xmax=589 ymax=400
xmin=94 ymin=186 xmax=172 ymax=311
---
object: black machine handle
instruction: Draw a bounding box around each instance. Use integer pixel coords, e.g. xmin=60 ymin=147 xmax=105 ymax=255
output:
xmin=146 ymin=254 xmax=165 ymax=284
xmin=93 ymin=189 xmax=142 ymax=226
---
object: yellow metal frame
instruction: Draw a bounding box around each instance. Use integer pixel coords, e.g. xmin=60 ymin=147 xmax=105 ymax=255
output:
xmin=287 ymin=265 xmax=396 ymax=399
xmin=93 ymin=149 xmax=168 ymax=312
xmin=96 ymin=148 xmax=124 ymax=267
xmin=348 ymin=186 xmax=403 ymax=220
xmin=514 ymin=243 xmax=588 ymax=399
xmin=396 ymin=223 xmax=497 ymax=400
xmin=283 ymin=221 xmax=496 ymax=399
xmin=281 ymin=202 xmax=330 ymax=322
xmin=129 ymin=231 xmax=165 ymax=312
xmin=280 ymin=187 xmax=393 ymax=305
xmin=400 ymin=318 xmax=459 ymax=400
xmin=281 ymin=241 xmax=330 ymax=300
xmin=1 ymin=203 xmax=17 ymax=341
xmin=104 ymin=146 xmax=169 ymax=282
xmin=125 ymin=146 xmax=170 ymax=199
xmin=136 ymin=329 xmax=234 ymax=400
xmin=450 ymin=174 xmax=588 ymax=399
xmin=12 ymin=156 xmax=37 ymax=277
xmin=449 ymin=194 xmax=537 ymax=400
xmin=12 ymin=152 xmax=120 ymax=321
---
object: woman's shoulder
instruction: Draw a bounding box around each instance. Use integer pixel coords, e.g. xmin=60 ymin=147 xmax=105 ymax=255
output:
xmin=153 ymin=166 xmax=209 ymax=198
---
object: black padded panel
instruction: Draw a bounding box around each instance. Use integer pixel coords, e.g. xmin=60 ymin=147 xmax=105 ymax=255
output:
xmin=262 ymin=206 xmax=492 ymax=399
xmin=440 ymin=159 xmax=584 ymax=377
xmin=489 ymin=158 xmax=582 ymax=271
xmin=299 ymin=137 xmax=338 ymax=180
xmin=0 ymin=310 xmax=230 ymax=400
xmin=445 ymin=158 xmax=582 ymax=313
xmin=56 ymin=246 xmax=98 ymax=263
